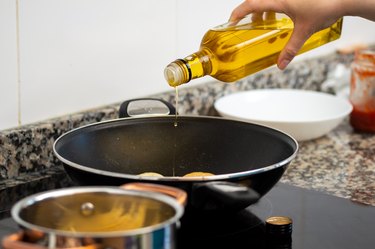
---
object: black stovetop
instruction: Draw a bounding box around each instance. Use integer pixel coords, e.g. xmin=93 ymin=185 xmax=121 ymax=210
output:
xmin=1 ymin=183 xmax=375 ymax=249
xmin=178 ymin=183 xmax=375 ymax=249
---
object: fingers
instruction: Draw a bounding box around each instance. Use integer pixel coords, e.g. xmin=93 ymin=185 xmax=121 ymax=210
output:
xmin=230 ymin=0 xmax=283 ymax=21
xmin=277 ymin=23 xmax=313 ymax=69
xmin=251 ymin=12 xmax=264 ymax=23
xmin=230 ymin=1 xmax=254 ymax=21
xmin=229 ymin=0 xmax=316 ymax=70
xmin=265 ymin=12 xmax=276 ymax=21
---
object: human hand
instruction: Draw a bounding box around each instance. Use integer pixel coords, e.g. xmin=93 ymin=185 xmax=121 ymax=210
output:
xmin=230 ymin=0 xmax=345 ymax=69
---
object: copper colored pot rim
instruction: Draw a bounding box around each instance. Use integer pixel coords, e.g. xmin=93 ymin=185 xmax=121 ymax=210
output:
xmin=11 ymin=184 xmax=185 ymax=237
xmin=2 ymin=231 xmax=100 ymax=249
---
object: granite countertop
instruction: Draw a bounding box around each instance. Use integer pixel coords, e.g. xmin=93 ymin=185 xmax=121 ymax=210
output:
xmin=1 ymin=51 xmax=374 ymax=219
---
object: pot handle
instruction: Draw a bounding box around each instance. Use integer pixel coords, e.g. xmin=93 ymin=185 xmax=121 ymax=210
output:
xmin=121 ymin=182 xmax=187 ymax=206
xmin=191 ymin=181 xmax=260 ymax=211
xmin=119 ymin=98 xmax=176 ymax=118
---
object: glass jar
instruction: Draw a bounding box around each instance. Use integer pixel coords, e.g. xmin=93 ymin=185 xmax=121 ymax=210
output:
xmin=349 ymin=49 xmax=375 ymax=132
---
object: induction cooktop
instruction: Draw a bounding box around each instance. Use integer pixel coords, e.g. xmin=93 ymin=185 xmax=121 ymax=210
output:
xmin=1 ymin=183 xmax=374 ymax=249
xmin=178 ymin=183 xmax=375 ymax=249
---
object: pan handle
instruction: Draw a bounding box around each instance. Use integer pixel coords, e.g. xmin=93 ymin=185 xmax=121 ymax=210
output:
xmin=191 ymin=181 xmax=260 ymax=211
xmin=121 ymin=182 xmax=187 ymax=206
xmin=119 ymin=98 xmax=176 ymax=118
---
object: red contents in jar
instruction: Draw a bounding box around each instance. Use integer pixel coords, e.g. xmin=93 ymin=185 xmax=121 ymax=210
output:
xmin=350 ymin=49 xmax=375 ymax=133
xmin=350 ymin=108 xmax=375 ymax=132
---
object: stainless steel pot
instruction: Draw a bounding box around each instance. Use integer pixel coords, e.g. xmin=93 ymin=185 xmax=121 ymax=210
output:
xmin=3 ymin=183 xmax=186 ymax=249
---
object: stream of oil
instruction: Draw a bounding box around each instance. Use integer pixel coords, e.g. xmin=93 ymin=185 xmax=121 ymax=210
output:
xmin=174 ymin=87 xmax=179 ymax=127
xmin=172 ymin=86 xmax=179 ymax=176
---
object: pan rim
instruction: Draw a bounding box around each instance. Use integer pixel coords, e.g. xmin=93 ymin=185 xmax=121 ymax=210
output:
xmin=53 ymin=115 xmax=298 ymax=182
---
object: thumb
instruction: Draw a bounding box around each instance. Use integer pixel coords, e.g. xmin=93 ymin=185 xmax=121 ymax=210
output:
xmin=277 ymin=23 xmax=312 ymax=69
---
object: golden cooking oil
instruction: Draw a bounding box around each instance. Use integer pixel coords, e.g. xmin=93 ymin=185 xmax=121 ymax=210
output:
xmin=164 ymin=14 xmax=343 ymax=87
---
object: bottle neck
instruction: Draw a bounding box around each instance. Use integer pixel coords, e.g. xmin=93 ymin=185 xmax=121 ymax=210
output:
xmin=164 ymin=50 xmax=212 ymax=87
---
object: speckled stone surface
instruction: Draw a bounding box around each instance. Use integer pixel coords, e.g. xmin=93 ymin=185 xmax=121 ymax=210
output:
xmin=1 ymin=51 xmax=374 ymax=218
xmin=283 ymin=121 xmax=375 ymax=205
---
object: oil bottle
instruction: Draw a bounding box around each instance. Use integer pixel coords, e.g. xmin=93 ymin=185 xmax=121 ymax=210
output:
xmin=164 ymin=13 xmax=343 ymax=87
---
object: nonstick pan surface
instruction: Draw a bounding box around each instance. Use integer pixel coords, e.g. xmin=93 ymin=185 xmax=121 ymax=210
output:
xmin=54 ymin=114 xmax=298 ymax=211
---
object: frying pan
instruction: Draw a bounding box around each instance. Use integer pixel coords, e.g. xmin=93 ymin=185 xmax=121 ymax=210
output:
xmin=53 ymin=99 xmax=298 ymax=212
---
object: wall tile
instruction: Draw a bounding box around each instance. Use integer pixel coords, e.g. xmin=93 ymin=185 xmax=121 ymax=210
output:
xmin=0 ymin=0 xmax=18 ymax=130
xmin=19 ymin=0 xmax=176 ymax=124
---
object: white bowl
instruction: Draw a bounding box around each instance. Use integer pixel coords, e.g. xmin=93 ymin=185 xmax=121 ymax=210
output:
xmin=214 ymin=89 xmax=353 ymax=141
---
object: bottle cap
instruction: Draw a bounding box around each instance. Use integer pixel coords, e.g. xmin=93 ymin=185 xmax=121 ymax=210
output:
xmin=164 ymin=61 xmax=185 ymax=87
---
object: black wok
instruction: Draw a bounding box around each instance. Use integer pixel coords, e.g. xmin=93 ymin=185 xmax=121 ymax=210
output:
xmin=53 ymin=99 xmax=298 ymax=212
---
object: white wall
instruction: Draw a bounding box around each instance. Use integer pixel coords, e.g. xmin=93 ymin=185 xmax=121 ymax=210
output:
xmin=0 ymin=0 xmax=18 ymax=129
xmin=1 ymin=0 xmax=375 ymax=130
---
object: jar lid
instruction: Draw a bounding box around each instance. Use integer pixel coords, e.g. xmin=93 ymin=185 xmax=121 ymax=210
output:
xmin=265 ymin=216 xmax=293 ymax=236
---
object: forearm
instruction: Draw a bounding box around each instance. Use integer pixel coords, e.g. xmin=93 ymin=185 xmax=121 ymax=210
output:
xmin=344 ymin=0 xmax=375 ymax=21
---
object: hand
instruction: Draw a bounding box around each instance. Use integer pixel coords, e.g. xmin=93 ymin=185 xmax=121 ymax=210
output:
xmin=230 ymin=0 xmax=345 ymax=69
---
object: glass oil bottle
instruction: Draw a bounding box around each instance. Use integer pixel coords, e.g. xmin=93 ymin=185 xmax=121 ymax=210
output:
xmin=164 ymin=13 xmax=343 ymax=87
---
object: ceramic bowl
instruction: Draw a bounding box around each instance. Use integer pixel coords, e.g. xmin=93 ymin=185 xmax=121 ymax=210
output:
xmin=215 ymin=89 xmax=353 ymax=141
